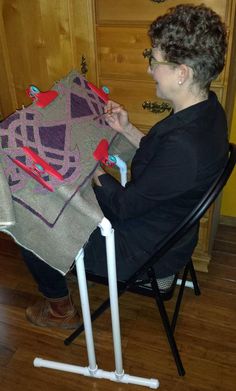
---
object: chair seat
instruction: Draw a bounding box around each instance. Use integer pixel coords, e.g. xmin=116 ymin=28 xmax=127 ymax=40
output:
xmin=130 ymin=274 xmax=178 ymax=301
xmin=65 ymin=143 xmax=236 ymax=377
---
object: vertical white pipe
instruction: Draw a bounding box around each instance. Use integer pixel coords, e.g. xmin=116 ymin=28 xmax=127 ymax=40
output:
xmin=34 ymin=219 xmax=160 ymax=388
xmin=75 ymin=248 xmax=97 ymax=372
xmin=99 ymin=218 xmax=124 ymax=377
xmin=113 ymin=155 xmax=127 ymax=187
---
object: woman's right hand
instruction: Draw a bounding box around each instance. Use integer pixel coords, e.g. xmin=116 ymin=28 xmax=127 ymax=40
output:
xmin=104 ymin=100 xmax=132 ymax=134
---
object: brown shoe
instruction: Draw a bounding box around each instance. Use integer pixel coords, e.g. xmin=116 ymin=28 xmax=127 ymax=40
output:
xmin=26 ymin=294 xmax=80 ymax=329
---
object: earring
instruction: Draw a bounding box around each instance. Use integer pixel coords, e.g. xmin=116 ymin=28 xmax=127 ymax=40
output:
xmin=178 ymin=80 xmax=182 ymax=85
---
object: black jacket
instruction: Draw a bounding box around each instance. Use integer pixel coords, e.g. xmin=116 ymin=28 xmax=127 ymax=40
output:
xmin=88 ymin=91 xmax=229 ymax=279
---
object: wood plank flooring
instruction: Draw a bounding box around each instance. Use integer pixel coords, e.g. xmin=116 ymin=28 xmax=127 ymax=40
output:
xmin=0 ymin=224 xmax=235 ymax=390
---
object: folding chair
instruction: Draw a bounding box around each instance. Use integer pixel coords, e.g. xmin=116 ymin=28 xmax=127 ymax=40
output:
xmin=64 ymin=143 xmax=236 ymax=377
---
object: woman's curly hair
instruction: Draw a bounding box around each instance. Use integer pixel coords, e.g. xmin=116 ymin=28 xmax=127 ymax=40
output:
xmin=148 ymin=4 xmax=227 ymax=91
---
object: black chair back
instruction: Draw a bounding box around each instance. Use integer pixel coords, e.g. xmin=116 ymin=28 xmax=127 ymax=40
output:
xmin=66 ymin=143 xmax=236 ymax=376
xmin=123 ymin=142 xmax=236 ymax=289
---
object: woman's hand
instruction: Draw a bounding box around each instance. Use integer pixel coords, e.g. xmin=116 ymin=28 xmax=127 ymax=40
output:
xmin=93 ymin=167 xmax=106 ymax=187
xmin=104 ymin=100 xmax=132 ymax=134
xmin=104 ymin=100 xmax=144 ymax=148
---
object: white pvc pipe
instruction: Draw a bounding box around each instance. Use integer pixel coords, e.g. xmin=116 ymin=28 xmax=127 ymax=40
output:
xmin=176 ymin=279 xmax=194 ymax=289
xmin=33 ymin=217 xmax=160 ymax=388
xmin=34 ymin=358 xmax=159 ymax=389
xmin=98 ymin=218 xmax=123 ymax=376
xmin=112 ymin=155 xmax=127 ymax=187
xmin=75 ymin=248 xmax=97 ymax=371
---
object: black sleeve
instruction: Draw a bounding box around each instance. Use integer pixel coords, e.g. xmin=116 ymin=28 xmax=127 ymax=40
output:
xmin=94 ymin=136 xmax=197 ymax=221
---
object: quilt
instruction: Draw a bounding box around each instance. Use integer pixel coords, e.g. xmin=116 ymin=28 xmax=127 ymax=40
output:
xmin=0 ymin=70 xmax=134 ymax=274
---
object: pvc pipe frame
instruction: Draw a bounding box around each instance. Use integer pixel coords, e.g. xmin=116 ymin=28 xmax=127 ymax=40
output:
xmin=33 ymin=217 xmax=159 ymax=389
xmin=176 ymin=279 xmax=194 ymax=289
xmin=112 ymin=155 xmax=127 ymax=187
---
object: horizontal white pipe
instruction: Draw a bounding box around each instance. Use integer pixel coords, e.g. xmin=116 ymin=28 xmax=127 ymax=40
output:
xmin=34 ymin=358 xmax=159 ymax=389
xmin=176 ymin=279 xmax=194 ymax=289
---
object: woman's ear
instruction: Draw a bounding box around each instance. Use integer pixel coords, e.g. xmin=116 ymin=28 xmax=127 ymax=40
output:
xmin=177 ymin=64 xmax=191 ymax=85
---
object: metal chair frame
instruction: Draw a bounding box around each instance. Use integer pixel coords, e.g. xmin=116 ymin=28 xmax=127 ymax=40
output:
xmin=65 ymin=143 xmax=236 ymax=376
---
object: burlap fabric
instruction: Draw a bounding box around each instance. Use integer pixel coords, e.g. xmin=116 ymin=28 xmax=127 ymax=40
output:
xmin=0 ymin=162 xmax=15 ymax=227
xmin=0 ymin=70 xmax=134 ymax=274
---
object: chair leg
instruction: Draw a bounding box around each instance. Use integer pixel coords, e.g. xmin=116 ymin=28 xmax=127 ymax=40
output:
xmin=171 ymin=259 xmax=201 ymax=332
xmin=64 ymin=297 xmax=111 ymax=345
xmin=188 ymin=259 xmax=201 ymax=296
xmin=171 ymin=264 xmax=189 ymax=333
xmin=148 ymin=268 xmax=185 ymax=376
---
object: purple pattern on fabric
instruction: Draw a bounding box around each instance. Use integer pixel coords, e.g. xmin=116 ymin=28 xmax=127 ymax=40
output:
xmin=84 ymin=80 xmax=90 ymax=90
xmin=71 ymin=94 xmax=93 ymax=118
xmin=9 ymin=177 xmax=20 ymax=186
xmin=0 ymin=112 xmax=20 ymax=129
xmin=39 ymin=125 xmax=66 ymax=150
xmin=0 ymin=72 xmax=115 ymax=226
xmin=88 ymin=93 xmax=95 ymax=99
xmin=0 ymin=102 xmax=81 ymax=193
xmin=45 ymin=151 xmax=64 ymax=160
xmin=91 ymin=101 xmax=99 ymax=114
xmin=26 ymin=126 xmax=35 ymax=142
xmin=51 ymin=164 xmax=62 ymax=170
xmin=26 ymin=113 xmax=34 ymax=120
xmin=1 ymin=135 xmax=8 ymax=148
xmin=15 ymin=155 xmax=26 ymax=164
xmin=11 ymin=132 xmax=118 ymax=227
xmin=15 ymin=126 xmax=22 ymax=135
xmin=73 ymin=77 xmax=81 ymax=86
xmin=63 ymin=167 xmax=76 ymax=178
xmin=16 ymin=139 xmax=24 ymax=147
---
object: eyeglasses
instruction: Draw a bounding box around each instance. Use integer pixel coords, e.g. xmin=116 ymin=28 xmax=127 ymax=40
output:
xmin=143 ymin=48 xmax=177 ymax=71
xmin=148 ymin=55 xmax=176 ymax=71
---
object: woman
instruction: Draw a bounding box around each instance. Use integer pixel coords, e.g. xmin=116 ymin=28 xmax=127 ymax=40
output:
xmin=22 ymin=4 xmax=229 ymax=329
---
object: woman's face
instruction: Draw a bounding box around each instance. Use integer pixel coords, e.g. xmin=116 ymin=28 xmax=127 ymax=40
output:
xmin=148 ymin=49 xmax=180 ymax=102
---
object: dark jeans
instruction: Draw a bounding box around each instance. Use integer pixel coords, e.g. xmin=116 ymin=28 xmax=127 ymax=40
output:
xmin=21 ymin=220 xmax=198 ymax=298
xmin=21 ymin=248 xmax=69 ymax=298
xmin=21 ymin=226 xmax=146 ymax=299
xmin=21 ymin=227 xmax=120 ymax=298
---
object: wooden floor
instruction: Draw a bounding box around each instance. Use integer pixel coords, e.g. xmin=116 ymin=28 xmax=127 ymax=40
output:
xmin=0 ymin=224 xmax=236 ymax=391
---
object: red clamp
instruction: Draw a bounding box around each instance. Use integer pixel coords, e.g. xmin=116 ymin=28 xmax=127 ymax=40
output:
xmin=26 ymin=85 xmax=58 ymax=108
xmin=11 ymin=146 xmax=64 ymax=192
xmin=93 ymin=139 xmax=115 ymax=167
xmin=87 ymin=82 xmax=110 ymax=103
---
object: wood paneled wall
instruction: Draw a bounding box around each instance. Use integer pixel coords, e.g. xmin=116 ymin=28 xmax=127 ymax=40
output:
xmin=221 ymin=97 xmax=236 ymax=219
xmin=0 ymin=0 xmax=236 ymax=220
xmin=0 ymin=0 xmax=96 ymax=119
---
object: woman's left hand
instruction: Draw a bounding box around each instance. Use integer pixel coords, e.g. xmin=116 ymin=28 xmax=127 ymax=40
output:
xmin=93 ymin=167 xmax=106 ymax=186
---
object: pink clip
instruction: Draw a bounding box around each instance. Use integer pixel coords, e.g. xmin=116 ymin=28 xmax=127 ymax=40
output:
xmin=26 ymin=85 xmax=58 ymax=108
xmin=87 ymin=82 xmax=109 ymax=103
xmin=93 ymin=139 xmax=115 ymax=167
xmin=11 ymin=147 xmax=64 ymax=192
